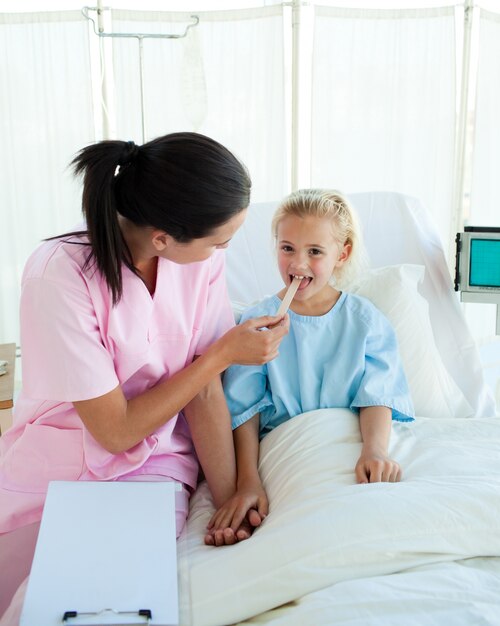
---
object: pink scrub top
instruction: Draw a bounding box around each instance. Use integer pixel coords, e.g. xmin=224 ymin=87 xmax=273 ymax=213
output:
xmin=0 ymin=236 xmax=235 ymax=533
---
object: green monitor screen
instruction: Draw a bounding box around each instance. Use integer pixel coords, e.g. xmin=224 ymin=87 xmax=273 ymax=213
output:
xmin=469 ymin=239 xmax=500 ymax=288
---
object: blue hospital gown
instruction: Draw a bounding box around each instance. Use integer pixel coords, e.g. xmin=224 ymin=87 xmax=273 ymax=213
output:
xmin=224 ymin=292 xmax=414 ymax=437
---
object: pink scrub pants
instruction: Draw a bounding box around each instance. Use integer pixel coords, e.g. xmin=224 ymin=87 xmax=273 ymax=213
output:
xmin=0 ymin=478 xmax=190 ymax=625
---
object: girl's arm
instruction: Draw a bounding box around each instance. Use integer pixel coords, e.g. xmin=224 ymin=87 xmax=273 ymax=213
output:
xmin=182 ymin=373 xmax=236 ymax=510
xmin=355 ymin=406 xmax=401 ymax=483
xmin=73 ymin=315 xmax=288 ymax=454
xmin=205 ymin=413 xmax=268 ymax=546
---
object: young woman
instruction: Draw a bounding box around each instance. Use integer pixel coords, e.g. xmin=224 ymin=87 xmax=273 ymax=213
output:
xmin=207 ymin=189 xmax=414 ymax=546
xmin=0 ymin=132 xmax=289 ymax=619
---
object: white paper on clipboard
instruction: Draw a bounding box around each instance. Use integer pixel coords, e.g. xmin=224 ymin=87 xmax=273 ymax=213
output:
xmin=21 ymin=481 xmax=179 ymax=626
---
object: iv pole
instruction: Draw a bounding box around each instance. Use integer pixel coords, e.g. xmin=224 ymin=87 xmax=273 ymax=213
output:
xmin=82 ymin=4 xmax=199 ymax=143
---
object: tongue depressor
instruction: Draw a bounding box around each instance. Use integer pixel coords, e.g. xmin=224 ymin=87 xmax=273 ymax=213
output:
xmin=276 ymin=276 xmax=302 ymax=317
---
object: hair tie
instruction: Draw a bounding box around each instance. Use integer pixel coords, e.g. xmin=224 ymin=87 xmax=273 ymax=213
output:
xmin=118 ymin=140 xmax=140 ymax=167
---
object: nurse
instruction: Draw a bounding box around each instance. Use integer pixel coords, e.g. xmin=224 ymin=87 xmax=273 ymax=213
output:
xmin=0 ymin=132 xmax=288 ymax=618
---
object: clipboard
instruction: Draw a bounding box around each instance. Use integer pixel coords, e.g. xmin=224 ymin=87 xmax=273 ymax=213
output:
xmin=21 ymin=481 xmax=179 ymax=626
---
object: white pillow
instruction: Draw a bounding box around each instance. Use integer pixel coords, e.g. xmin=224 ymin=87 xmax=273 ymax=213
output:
xmin=177 ymin=409 xmax=500 ymax=626
xmin=349 ymin=264 xmax=473 ymax=418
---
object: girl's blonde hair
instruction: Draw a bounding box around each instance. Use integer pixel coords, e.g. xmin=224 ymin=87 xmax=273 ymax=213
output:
xmin=271 ymin=189 xmax=367 ymax=288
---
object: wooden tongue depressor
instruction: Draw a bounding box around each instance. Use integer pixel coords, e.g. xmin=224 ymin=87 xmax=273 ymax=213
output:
xmin=276 ymin=276 xmax=302 ymax=317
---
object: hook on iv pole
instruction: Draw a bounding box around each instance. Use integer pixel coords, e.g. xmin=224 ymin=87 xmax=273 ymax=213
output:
xmin=81 ymin=7 xmax=200 ymax=40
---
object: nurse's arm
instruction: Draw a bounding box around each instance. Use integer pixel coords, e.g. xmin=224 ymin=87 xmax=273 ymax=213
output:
xmin=182 ymin=374 xmax=236 ymax=509
xmin=73 ymin=344 xmax=234 ymax=454
xmin=73 ymin=315 xmax=288 ymax=454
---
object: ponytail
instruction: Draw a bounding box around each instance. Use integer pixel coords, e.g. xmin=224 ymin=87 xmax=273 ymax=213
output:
xmin=71 ymin=140 xmax=139 ymax=304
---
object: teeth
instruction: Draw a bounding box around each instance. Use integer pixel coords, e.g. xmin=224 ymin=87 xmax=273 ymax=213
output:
xmin=292 ymin=274 xmax=305 ymax=279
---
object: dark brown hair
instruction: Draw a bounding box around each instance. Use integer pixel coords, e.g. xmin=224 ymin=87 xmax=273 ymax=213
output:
xmin=54 ymin=132 xmax=251 ymax=304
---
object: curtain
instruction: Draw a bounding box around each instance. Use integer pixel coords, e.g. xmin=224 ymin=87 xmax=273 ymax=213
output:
xmin=109 ymin=6 xmax=287 ymax=203
xmin=0 ymin=11 xmax=95 ymax=345
xmin=469 ymin=10 xmax=500 ymax=227
xmin=310 ymin=6 xmax=456 ymax=256
xmin=462 ymin=9 xmax=500 ymax=350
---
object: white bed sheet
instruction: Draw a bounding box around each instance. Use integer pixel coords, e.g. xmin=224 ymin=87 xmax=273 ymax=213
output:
xmin=236 ymin=558 xmax=500 ymax=626
xmin=177 ymin=410 xmax=500 ymax=626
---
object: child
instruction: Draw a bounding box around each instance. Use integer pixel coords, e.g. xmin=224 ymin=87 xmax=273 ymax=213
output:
xmin=206 ymin=188 xmax=414 ymax=547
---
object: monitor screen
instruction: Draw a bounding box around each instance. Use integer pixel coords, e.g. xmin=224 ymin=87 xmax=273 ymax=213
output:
xmin=469 ymin=238 xmax=500 ymax=288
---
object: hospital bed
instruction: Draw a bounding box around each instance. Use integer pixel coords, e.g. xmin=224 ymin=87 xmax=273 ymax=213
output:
xmin=176 ymin=191 xmax=500 ymax=626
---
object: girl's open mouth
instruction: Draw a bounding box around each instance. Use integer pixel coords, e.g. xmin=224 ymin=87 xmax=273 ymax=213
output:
xmin=290 ymin=274 xmax=312 ymax=290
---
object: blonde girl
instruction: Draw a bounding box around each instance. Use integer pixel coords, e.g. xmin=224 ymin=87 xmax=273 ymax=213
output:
xmin=206 ymin=189 xmax=414 ymax=547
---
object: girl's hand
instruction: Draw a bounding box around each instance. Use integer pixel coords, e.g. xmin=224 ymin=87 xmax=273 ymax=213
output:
xmin=204 ymin=482 xmax=269 ymax=547
xmin=357 ymin=407 xmax=398 ymax=482
xmin=355 ymin=451 xmax=401 ymax=483
xmin=217 ymin=315 xmax=289 ymax=367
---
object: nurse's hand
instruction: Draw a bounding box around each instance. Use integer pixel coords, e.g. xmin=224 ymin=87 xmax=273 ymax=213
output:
xmin=218 ymin=314 xmax=289 ymax=366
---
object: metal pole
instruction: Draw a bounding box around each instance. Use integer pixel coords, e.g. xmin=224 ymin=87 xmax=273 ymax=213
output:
xmin=451 ymin=0 xmax=474 ymax=262
xmin=138 ymin=37 xmax=146 ymax=143
xmin=96 ymin=0 xmax=112 ymax=138
xmin=291 ymin=0 xmax=301 ymax=191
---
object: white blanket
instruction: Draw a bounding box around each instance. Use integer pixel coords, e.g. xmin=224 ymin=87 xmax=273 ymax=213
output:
xmin=177 ymin=410 xmax=500 ymax=626
xmin=237 ymin=558 xmax=500 ymax=625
